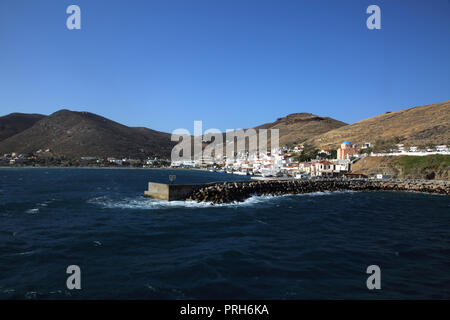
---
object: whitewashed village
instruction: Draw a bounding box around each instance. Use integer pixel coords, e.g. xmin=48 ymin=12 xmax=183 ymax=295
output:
xmin=170 ymin=141 xmax=450 ymax=179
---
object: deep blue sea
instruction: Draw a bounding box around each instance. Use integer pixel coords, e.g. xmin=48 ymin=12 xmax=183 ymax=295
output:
xmin=0 ymin=168 xmax=449 ymax=299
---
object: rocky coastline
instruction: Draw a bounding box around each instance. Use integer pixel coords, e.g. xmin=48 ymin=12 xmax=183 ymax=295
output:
xmin=185 ymin=179 xmax=450 ymax=204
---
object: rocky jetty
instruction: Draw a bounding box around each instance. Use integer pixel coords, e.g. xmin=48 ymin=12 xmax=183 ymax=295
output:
xmin=185 ymin=179 xmax=450 ymax=204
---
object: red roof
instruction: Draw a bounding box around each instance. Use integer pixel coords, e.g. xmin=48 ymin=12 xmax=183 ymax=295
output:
xmin=317 ymin=160 xmax=333 ymax=165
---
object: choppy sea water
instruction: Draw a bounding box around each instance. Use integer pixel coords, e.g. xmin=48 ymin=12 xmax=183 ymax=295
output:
xmin=0 ymin=168 xmax=449 ymax=299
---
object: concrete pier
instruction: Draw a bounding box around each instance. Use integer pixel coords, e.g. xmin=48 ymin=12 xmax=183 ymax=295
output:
xmin=144 ymin=182 xmax=214 ymax=201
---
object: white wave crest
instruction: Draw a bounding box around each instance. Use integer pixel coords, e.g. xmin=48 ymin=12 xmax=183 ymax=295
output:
xmin=87 ymin=195 xmax=257 ymax=209
xmin=87 ymin=191 xmax=355 ymax=210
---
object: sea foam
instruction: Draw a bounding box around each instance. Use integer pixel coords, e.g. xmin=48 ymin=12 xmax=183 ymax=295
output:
xmin=87 ymin=191 xmax=353 ymax=210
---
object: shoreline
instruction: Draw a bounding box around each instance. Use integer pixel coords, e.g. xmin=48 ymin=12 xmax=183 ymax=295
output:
xmin=0 ymin=166 xmax=205 ymax=171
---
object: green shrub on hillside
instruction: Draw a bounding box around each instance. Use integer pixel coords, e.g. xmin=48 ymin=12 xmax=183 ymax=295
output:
xmin=393 ymin=155 xmax=450 ymax=175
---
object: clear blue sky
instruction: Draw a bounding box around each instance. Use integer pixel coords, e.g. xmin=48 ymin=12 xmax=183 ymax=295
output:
xmin=1 ymin=0 xmax=449 ymax=133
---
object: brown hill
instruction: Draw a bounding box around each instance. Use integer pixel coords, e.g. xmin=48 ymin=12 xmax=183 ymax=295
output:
xmin=307 ymin=101 xmax=450 ymax=149
xmin=0 ymin=110 xmax=174 ymax=159
xmin=213 ymin=113 xmax=346 ymax=155
xmin=0 ymin=113 xmax=46 ymax=142
xmin=254 ymin=113 xmax=347 ymax=147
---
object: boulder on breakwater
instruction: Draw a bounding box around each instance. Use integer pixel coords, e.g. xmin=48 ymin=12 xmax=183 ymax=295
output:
xmin=185 ymin=179 xmax=450 ymax=204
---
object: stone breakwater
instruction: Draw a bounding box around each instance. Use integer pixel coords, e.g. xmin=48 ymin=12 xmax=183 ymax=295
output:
xmin=185 ymin=179 xmax=450 ymax=204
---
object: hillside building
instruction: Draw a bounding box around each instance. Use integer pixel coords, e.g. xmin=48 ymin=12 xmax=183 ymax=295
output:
xmin=337 ymin=141 xmax=358 ymax=160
